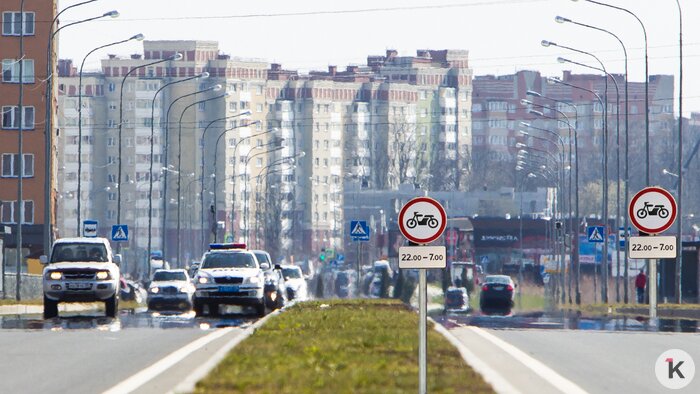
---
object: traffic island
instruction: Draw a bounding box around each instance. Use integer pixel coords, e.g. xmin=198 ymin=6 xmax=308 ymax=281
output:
xmin=194 ymin=299 xmax=494 ymax=393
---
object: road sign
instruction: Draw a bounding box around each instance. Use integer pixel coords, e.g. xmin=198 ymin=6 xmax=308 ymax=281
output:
xmin=111 ymin=224 xmax=129 ymax=242
xmin=398 ymin=197 xmax=446 ymax=244
xmin=629 ymin=186 xmax=677 ymax=234
xmin=628 ymin=235 xmax=677 ymax=259
xmin=82 ymin=220 xmax=98 ymax=238
xmin=587 ymin=226 xmax=605 ymax=243
xmin=350 ymin=220 xmax=370 ymax=241
xmin=337 ymin=253 xmax=345 ymax=262
xmin=399 ymin=245 xmax=447 ymax=269
xmin=619 ymin=227 xmax=632 ymax=247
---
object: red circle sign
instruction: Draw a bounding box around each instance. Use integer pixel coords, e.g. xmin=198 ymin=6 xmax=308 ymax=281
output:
xmin=398 ymin=197 xmax=446 ymax=244
xmin=628 ymin=186 xmax=677 ymax=234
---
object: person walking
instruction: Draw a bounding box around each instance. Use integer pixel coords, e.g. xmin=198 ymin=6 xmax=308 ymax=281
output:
xmin=635 ymin=269 xmax=647 ymax=304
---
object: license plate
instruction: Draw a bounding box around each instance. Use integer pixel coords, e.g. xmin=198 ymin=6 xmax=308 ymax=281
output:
xmin=219 ymin=286 xmax=239 ymax=293
xmin=67 ymin=283 xmax=92 ymax=290
xmin=493 ymin=286 xmax=504 ymax=291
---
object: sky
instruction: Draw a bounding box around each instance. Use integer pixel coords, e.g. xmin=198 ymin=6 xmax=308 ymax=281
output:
xmin=56 ymin=0 xmax=700 ymax=116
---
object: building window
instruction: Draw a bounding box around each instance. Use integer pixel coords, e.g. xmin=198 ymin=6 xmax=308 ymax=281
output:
xmin=0 ymin=200 xmax=33 ymax=224
xmin=2 ymin=59 xmax=34 ymax=83
xmin=2 ymin=12 xmax=34 ymax=36
xmin=1 ymin=153 xmax=33 ymax=177
xmin=1 ymin=106 xmax=34 ymax=130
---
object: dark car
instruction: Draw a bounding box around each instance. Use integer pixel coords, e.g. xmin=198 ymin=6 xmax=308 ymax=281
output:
xmin=479 ymin=275 xmax=515 ymax=310
xmin=444 ymin=286 xmax=470 ymax=313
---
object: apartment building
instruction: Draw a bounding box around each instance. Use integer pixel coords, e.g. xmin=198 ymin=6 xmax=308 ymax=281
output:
xmin=58 ymin=43 xmax=474 ymax=270
xmin=0 ymin=1 xmax=57 ymax=267
xmin=472 ymin=70 xmax=675 ymax=193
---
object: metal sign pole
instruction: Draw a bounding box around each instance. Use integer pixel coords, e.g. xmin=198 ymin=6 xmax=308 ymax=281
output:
xmin=419 ymin=267 xmax=427 ymax=394
xmin=650 ymin=257 xmax=657 ymax=319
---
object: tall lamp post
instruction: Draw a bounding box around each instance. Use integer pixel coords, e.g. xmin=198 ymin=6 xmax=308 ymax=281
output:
xmin=673 ymin=0 xmax=684 ymax=304
xmin=243 ymin=144 xmax=284 ymax=244
xmin=546 ymin=76 xmax=610 ymax=303
xmin=176 ymin=90 xmax=228 ymax=266
xmin=161 ymin=83 xmax=219 ymax=262
xmin=44 ymin=5 xmax=118 ymax=252
xmin=116 ymin=52 xmax=183 ymax=236
xmin=146 ymin=71 xmax=208 ymax=279
xmin=77 ymin=33 xmax=143 ymax=234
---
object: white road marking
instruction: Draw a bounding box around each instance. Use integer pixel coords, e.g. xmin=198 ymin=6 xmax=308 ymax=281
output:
xmin=433 ymin=323 xmax=522 ymax=394
xmin=468 ymin=326 xmax=589 ymax=394
xmin=102 ymin=327 xmax=234 ymax=394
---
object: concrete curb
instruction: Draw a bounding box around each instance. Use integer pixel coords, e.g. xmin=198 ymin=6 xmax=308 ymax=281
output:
xmin=430 ymin=318 xmax=522 ymax=394
xmin=0 ymin=303 xmax=96 ymax=315
xmin=170 ymin=308 xmax=283 ymax=394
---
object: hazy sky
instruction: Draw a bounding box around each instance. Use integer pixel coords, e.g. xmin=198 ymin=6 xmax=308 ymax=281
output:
xmin=56 ymin=0 xmax=699 ymax=115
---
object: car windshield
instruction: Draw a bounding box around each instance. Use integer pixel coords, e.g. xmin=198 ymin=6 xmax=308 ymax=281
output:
xmin=51 ymin=243 xmax=108 ymax=263
xmin=282 ymin=267 xmax=302 ymax=279
xmin=153 ymin=271 xmax=187 ymax=282
xmin=485 ymin=276 xmax=512 ymax=285
xmin=254 ymin=252 xmax=271 ymax=265
xmin=202 ymin=252 xmax=257 ymax=269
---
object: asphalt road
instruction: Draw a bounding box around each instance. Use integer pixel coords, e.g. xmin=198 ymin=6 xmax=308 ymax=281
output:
xmin=0 ymin=309 xmax=254 ymax=394
xmin=447 ymin=316 xmax=700 ymax=394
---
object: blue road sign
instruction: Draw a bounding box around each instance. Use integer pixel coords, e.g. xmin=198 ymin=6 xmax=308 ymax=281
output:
xmin=337 ymin=253 xmax=345 ymax=262
xmin=83 ymin=220 xmax=98 ymax=238
xmin=111 ymin=224 xmax=129 ymax=242
xmin=587 ymin=226 xmax=605 ymax=243
xmin=350 ymin=220 xmax=370 ymax=241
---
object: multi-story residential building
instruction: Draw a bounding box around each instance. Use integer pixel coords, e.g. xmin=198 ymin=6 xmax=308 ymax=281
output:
xmin=1 ymin=1 xmax=57 ymax=270
xmin=472 ymin=70 xmax=675 ymax=198
xmin=57 ymin=43 xmax=474 ymax=273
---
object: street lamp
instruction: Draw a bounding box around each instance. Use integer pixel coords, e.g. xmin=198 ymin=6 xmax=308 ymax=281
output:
xmin=44 ymin=5 xmax=118 ymax=252
xmin=253 ymin=163 xmax=296 ymax=249
xmin=116 ymin=51 xmax=183 ymax=237
xmin=76 ymin=32 xmax=142 ymax=234
xmin=243 ymin=144 xmax=284 ymax=244
xmin=209 ymin=120 xmax=261 ymax=244
xmin=175 ymin=88 xmax=227 ymax=266
xmin=147 ymin=71 xmax=209 ymax=274
xmin=161 ymin=83 xmax=219 ymax=262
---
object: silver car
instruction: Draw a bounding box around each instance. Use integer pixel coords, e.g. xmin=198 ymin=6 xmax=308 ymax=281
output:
xmin=147 ymin=269 xmax=195 ymax=311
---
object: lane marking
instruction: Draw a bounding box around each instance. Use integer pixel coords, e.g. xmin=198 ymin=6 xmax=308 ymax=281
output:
xmin=433 ymin=323 xmax=522 ymax=394
xmin=102 ymin=327 xmax=234 ymax=394
xmin=468 ymin=326 xmax=589 ymax=394
xmin=171 ymin=309 xmax=282 ymax=393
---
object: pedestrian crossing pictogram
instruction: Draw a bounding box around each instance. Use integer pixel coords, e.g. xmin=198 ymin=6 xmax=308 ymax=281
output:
xmin=111 ymin=224 xmax=129 ymax=242
xmin=587 ymin=226 xmax=605 ymax=243
xmin=350 ymin=220 xmax=370 ymax=241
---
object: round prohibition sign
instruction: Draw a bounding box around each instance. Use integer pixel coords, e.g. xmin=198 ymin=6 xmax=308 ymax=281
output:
xmin=628 ymin=186 xmax=677 ymax=234
xmin=398 ymin=197 xmax=447 ymax=244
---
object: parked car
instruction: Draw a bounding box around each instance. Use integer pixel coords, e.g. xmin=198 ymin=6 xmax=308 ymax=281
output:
xmin=147 ymin=269 xmax=195 ymax=311
xmin=479 ymin=275 xmax=516 ymax=310
xmin=281 ymin=265 xmax=308 ymax=301
xmin=444 ymin=286 xmax=470 ymax=314
xmin=41 ymin=237 xmax=122 ymax=318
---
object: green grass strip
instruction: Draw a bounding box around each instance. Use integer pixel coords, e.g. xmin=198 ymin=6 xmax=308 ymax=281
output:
xmin=196 ymin=299 xmax=494 ymax=394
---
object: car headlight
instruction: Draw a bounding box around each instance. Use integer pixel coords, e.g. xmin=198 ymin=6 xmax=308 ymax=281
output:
xmin=247 ymin=276 xmax=260 ymax=285
xmin=149 ymin=287 xmax=160 ymax=294
xmin=178 ymin=286 xmax=189 ymax=293
xmin=96 ymin=271 xmax=110 ymax=280
xmin=48 ymin=271 xmax=62 ymax=280
xmin=197 ymin=277 xmax=209 ymax=284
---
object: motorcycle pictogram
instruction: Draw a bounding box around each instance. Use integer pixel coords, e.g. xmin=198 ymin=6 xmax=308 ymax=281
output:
xmin=636 ymin=202 xmax=669 ymax=219
xmin=406 ymin=212 xmax=439 ymax=229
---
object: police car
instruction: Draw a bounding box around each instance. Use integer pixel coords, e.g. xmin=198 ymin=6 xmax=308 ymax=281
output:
xmin=192 ymin=243 xmax=267 ymax=316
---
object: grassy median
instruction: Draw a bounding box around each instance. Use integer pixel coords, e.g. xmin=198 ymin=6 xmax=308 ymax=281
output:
xmin=195 ymin=299 xmax=494 ymax=394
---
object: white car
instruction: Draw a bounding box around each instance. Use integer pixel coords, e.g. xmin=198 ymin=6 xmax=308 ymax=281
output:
xmin=281 ymin=265 xmax=308 ymax=301
xmin=193 ymin=243 xmax=267 ymax=316
xmin=147 ymin=269 xmax=195 ymax=311
xmin=41 ymin=237 xmax=122 ymax=318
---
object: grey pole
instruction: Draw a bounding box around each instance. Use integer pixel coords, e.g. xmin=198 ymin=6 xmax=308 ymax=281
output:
xmin=673 ymin=0 xmax=684 ymax=304
xmin=16 ymin=1 xmax=25 ymax=300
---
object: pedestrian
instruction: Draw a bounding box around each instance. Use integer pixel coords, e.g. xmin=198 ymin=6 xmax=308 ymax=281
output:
xmin=635 ymin=269 xmax=647 ymax=304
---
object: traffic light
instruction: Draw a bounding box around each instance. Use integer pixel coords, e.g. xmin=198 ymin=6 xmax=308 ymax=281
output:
xmin=319 ymin=248 xmax=326 ymax=262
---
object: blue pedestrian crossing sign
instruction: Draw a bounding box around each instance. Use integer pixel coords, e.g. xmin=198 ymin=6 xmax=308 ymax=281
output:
xmin=111 ymin=224 xmax=129 ymax=242
xmin=350 ymin=220 xmax=370 ymax=241
xmin=587 ymin=226 xmax=605 ymax=243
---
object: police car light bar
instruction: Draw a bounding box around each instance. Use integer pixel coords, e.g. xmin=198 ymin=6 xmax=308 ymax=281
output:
xmin=209 ymin=243 xmax=247 ymax=250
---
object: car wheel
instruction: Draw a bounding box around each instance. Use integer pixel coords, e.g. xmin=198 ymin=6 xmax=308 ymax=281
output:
xmin=105 ymin=293 xmax=118 ymax=318
xmin=43 ymin=296 xmax=58 ymax=319
xmin=256 ymin=302 xmax=266 ymax=317
xmin=193 ymin=300 xmax=205 ymax=316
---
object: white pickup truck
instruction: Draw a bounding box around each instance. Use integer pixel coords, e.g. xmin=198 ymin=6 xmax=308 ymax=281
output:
xmin=41 ymin=237 xmax=122 ymax=318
